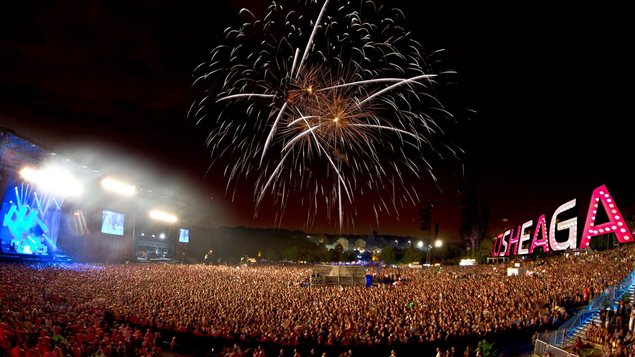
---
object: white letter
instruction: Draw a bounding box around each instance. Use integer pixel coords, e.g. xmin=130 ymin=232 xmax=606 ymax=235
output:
xmin=517 ymin=220 xmax=533 ymax=255
xmin=549 ymin=199 xmax=577 ymax=251
xmin=499 ymin=229 xmax=510 ymax=256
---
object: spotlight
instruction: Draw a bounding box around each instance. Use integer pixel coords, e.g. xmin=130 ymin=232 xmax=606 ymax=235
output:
xmin=101 ymin=177 xmax=136 ymax=196
xmin=20 ymin=166 xmax=83 ymax=197
xmin=149 ymin=209 xmax=178 ymax=223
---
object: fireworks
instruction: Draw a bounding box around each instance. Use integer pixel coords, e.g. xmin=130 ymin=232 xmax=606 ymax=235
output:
xmin=190 ymin=0 xmax=458 ymax=230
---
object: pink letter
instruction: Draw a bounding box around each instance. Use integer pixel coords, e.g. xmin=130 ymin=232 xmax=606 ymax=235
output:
xmin=492 ymin=233 xmax=503 ymax=256
xmin=529 ymin=214 xmax=549 ymax=254
xmin=580 ymin=185 xmax=633 ymax=248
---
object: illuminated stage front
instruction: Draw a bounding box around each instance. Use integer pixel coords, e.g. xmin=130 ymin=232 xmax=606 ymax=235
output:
xmin=0 ymin=130 xmax=89 ymax=260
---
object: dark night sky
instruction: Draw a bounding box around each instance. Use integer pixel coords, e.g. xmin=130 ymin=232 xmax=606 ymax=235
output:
xmin=1 ymin=1 xmax=633 ymax=240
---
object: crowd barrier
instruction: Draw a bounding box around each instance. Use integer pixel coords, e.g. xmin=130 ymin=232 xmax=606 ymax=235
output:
xmin=534 ymin=268 xmax=635 ymax=354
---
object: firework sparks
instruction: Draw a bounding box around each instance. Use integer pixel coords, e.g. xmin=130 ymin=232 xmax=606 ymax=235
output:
xmin=190 ymin=0 xmax=458 ymax=231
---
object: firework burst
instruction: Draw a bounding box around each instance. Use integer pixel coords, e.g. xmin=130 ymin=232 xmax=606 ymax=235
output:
xmin=190 ymin=0 xmax=459 ymax=230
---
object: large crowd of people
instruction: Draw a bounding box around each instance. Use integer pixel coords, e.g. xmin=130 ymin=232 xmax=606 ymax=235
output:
xmin=1 ymin=245 xmax=635 ymax=356
xmin=581 ymin=298 xmax=635 ymax=356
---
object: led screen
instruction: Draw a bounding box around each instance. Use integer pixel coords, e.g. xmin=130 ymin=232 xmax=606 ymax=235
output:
xmin=178 ymin=228 xmax=189 ymax=243
xmin=101 ymin=209 xmax=125 ymax=236
xmin=0 ymin=184 xmax=60 ymax=256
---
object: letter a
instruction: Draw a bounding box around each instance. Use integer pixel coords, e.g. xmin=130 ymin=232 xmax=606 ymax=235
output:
xmin=580 ymin=185 xmax=634 ymax=248
xmin=529 ymin=214 xmax=549 ymax=254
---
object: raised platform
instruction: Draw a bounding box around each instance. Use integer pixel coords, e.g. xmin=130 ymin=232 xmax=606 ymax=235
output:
xmin=309 ymin=265 xmax=368 ymax=286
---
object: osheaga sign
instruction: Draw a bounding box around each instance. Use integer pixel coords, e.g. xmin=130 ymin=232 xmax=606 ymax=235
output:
xmin=492 ymin=184 xmax=633 ymax=257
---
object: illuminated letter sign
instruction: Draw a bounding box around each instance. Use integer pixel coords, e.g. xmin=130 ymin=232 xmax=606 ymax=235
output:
xmin=579 ymin=185 xmax=633 ymax=248
xmin=517 ymin=220 xmax=533 ymax=255
xmin=505 ymin=226 xmax=521 ymax=256
xmin=549 ymin=199 xmax=577 ymax=251
xmin=529 ymin=214 xmax=549 ymax=254
xmin=492 ymin=233 xmax=503 ymax=257
xmin=491 ymin=184 xmax=633 ymax=257
xmin=499 ymin=229 xmax=510 ymax=257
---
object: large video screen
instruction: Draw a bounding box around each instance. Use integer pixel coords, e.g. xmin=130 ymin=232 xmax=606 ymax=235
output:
xmin=0 ymin=184 xmax=61 ymax=256
xmin=178 ymin=228 xmax=189 ymax=243
xmin=101 ymin=209 xmax=125 ymax=236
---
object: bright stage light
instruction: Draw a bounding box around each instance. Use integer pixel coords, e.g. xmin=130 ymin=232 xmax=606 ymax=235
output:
xmin=101 ymin=177 xmax=136 ymax=196
xmin=19 ymin=166 xmax=83 ymax=197
xmin=149 ymin=209 xmax=178 ymax=223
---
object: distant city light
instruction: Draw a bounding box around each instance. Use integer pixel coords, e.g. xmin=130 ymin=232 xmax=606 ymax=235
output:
xmin=417 ymin=241 xmax=424 ymax=248
xmin=434 ymin=240 xmax=443 ymax=248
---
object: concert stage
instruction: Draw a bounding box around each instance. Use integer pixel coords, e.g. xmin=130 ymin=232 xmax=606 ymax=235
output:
xmin=0 ymin=128 xmax=190 ymax=263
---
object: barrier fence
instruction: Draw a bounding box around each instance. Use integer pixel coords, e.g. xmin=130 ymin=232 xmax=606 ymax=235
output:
xmin=534 ymin=340 xmax=577 ymax=357
xmin=534 ymin=269 xmax=635 ymax=354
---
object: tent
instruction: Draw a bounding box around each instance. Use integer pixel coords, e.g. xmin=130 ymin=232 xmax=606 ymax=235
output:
xmin=309 ymin=265 xmax=368 ymax=286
